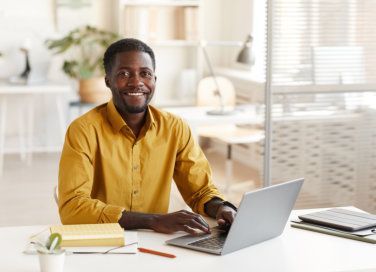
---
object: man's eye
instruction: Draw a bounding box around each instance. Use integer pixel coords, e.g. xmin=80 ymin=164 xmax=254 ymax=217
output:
xmin=118 ymin=71 xmax=130 ymax=78
xmin=141 ymin=71 xmax=153 ymax=78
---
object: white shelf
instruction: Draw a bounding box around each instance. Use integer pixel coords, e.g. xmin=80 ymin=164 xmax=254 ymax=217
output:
xmin=118 ymin=0 xmax=202 ymax=106
xmin=149 ymin=40 xmax=199 ymax=47
xmin=119 ymin=0 xmax=200 ymax=7
xmin=152 ymin=98 xmax=195 ymax=107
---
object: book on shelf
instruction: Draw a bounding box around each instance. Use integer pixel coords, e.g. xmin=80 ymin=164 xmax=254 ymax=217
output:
xmin=121 ymin=5 xmax=199 ymax=42
xmin=183 ymin=6 xmax=199 ymax=41
xmin=50 ymin=223 xmax=125 ymax=247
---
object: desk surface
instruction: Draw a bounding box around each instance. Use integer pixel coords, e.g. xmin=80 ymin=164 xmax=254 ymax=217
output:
xmin=0 ymin=81 xmax=71 ymax=94
xmin=1 ymin=208 xmax=375 ymax=272
xmin=163 ymin=105 xmax=263 ymax=127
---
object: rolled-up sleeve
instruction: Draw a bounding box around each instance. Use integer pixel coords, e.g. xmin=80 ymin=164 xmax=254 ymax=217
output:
xmin=58 ymin=122 xmax=124 ymax=224
xmin=173 ymin=119 xmax=224 ymax=216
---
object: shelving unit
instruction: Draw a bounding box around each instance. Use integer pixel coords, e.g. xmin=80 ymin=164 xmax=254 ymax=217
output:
xmin=117 ymin=0 xmax=203 ymax=106
xmin=116 ymin=0 xmax=253 ymax=107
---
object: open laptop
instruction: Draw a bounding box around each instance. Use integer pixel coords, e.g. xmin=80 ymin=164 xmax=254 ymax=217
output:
xmin=166 ymin=178 xmax=304 ymax=255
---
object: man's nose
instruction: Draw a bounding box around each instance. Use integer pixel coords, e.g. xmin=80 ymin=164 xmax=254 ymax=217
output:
xmin=128 ymin=74 xmax=144 ymax=87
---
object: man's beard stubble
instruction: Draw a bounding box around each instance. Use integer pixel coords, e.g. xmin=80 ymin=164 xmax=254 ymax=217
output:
xmin=113 ymin=91 xmax=154 ymax=115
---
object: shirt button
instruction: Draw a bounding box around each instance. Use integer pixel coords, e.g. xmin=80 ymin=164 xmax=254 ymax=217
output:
xmin=133 ymin=165 xmax=139 ymax=170
xmin=133 ymin=190 xmax=138 ymax=195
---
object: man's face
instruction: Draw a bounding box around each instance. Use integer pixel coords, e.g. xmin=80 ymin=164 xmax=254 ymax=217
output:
xmin=105 ymin=51 xmax=156 ymax=115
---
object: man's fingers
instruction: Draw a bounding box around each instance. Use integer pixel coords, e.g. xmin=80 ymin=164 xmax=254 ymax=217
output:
xmin=222 ymin=210 xmax=235 ymax=224
xmin=177 ymin=211 xmax=210 ymax=233
xmin=217 ymin=218 xmax=226 ymax=225
xmin=183 ymin=218 xmax=210 ymax=233
xmin=217 ymin=209 xmax=236 ymax=224
xmin=182 ymin=225 xmax=201 ymax=236
xmin=194 ymin=214 xmax=210 ymax=230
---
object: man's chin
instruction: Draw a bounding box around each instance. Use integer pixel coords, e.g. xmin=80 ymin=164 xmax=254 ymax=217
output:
xmin=124 ymin=105 xmax=148 ymax=114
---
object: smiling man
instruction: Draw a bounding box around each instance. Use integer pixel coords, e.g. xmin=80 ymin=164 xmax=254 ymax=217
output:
xmin=58 ymin=38 xmax=236 ymax=235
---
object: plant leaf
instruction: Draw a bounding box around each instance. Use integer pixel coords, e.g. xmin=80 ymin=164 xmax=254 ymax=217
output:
xmin=47 ymin=233 xmax=62 ymax=251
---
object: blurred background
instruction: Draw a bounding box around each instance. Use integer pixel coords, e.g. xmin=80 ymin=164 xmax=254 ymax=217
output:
xmin=0 ymin=0 xmax=375 ymax=227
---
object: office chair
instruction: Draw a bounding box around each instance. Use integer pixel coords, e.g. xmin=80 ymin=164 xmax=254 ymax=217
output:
xmin=196 ymin=76 xmax=264 ymax=192
xmin=53 ymin=185 xmax=58 ymax=206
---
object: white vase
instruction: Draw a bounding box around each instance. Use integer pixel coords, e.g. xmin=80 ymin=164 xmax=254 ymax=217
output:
xmin=38 ymin=250 xmax=65 ymax=272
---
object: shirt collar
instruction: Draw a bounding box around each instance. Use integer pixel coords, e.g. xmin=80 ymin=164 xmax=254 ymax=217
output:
xmin=107 ymin=99 xmax=156 ymax=133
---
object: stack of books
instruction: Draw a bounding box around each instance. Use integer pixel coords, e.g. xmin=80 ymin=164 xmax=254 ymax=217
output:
xmin=291 ymin=208 xmax=376 ymax=243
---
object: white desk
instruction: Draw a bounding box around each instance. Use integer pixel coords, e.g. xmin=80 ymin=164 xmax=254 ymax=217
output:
xmin=2 ymin=208 xmax=376 ymax=272
xmin=164 ymin=105 xmax=264 ymax=190
xmin=0 ymin=82 xmax=71 ymax=176
xmin=163 ymin=105 xmax=262 ymax=129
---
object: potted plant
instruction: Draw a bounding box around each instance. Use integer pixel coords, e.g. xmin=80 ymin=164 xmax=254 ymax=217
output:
xmin=35 ymin=233 xmax=65 ymax=272
xmin=46 ymin=25 xmax=119 ymax=103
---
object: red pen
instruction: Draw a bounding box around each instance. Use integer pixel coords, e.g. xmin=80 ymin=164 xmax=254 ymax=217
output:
xmin=138 ymin=247 xmax=176 ymax=258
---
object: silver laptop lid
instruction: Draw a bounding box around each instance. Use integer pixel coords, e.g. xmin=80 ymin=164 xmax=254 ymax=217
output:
xmin=221 ymin=178 xmax=304 ymax=255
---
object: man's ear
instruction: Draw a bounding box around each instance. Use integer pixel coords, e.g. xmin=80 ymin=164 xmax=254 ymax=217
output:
xmin=105 ymin=76 xmax=110 ymax=88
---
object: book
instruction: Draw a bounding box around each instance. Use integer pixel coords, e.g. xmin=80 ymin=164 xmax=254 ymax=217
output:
xmin=50 ymin=223 xmax=125 ymax=247
xmin=291 ymin=219 xmax=376 ymax=244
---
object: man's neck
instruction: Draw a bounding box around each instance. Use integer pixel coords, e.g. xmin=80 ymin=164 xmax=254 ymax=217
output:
xmin=122 ymin=110 xmax=147 ymax=138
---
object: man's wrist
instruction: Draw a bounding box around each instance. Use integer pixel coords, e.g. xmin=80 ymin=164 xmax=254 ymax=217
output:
xmin=147 ymin=214 xmax=159 ymax=230
xmin=204 ymin=197 xmax=237 ymax=218
xmin=118 ymin=210 xmax=160 ymax=230
xmin=219 ymin=201 xmax=237 ymax=212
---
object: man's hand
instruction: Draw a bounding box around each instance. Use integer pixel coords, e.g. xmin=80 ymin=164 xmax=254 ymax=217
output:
xmin=215 ymin=205 xmax=236 ymax=229
xmin=204 ymin=198 xmax=237 ymax=229
xmin=150 ymin=210 xmax=211 ymax=235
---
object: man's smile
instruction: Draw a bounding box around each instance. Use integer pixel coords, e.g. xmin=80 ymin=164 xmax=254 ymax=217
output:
xmin=125 ymin=92 xmax=144 ymax=96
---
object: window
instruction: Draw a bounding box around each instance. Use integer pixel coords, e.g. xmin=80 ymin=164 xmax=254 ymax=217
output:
xmin=267 ymin=0 xmax=376 ymax=212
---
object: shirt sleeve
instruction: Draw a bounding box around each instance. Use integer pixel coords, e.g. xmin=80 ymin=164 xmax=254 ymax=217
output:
xmin=173 ymin=119 xmax=225 ymax=216
xmin=58 ymin=121 xmax=124 ymax=224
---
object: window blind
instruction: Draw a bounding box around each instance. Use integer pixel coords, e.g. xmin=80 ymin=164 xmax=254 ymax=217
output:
xmin=266 ymin=0 xmax=376 ymax=211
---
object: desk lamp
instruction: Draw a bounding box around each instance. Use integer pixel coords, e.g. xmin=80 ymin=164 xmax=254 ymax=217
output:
xmin=202 ymin=35 xmax=254 ymax=115
xmin=237 ymin=34 xmax=255 ymax=66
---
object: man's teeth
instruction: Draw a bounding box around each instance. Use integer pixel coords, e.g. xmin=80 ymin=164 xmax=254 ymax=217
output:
xmin=126 ymin=93 xmax=143 ymax=96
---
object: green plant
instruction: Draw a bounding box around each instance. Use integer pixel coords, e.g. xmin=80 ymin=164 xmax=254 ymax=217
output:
xmin=46 ymin=25 xmax=119 ymax=80
xmin=34 ymin=233 xmax=63 ymax=254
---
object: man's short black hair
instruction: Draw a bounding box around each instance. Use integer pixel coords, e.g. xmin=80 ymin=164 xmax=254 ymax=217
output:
xmin=103 ymin=38 xmax=156 ymax=74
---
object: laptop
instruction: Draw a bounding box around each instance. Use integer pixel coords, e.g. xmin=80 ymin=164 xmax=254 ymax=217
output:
xmin=166 ymin=178 xmax=304 ymax=255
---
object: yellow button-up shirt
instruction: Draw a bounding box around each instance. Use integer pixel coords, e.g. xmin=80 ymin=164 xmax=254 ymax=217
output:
xmin=58 ymin=99 xmax=223 ymax=224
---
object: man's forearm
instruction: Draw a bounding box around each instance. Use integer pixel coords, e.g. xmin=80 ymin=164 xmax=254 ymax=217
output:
xmin=118 ymin=211 xmax=158 ymax=230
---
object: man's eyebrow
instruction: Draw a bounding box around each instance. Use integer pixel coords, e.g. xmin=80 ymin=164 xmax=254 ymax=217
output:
xmin=116 ymin=66 xmax=152 ymax=70
xmin=116 ymin=66 xmax=131 ymax=70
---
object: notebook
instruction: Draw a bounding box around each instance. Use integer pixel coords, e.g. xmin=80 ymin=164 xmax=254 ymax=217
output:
xmin=50 ymin=223 xmax=125 ymax=247
xmin=291 ymin=218 xmax=376 ymax=244
xmin=166 ymin=178 xmax=304 ymax=255
xmin=298 ymin=208 xmax=376 ymax=231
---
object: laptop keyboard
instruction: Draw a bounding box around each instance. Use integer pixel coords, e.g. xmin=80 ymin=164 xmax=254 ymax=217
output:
xmin=188 ymin=233 xmax=227 ymax=250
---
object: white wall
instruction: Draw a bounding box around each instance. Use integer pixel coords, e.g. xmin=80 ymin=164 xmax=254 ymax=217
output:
xmin=0 ymin=0 xmax=55 ymax=78
xmin=202 ymin=0 xmax=253 ymax=68
xmin=0 ymin=0 xmax=254 ymax=151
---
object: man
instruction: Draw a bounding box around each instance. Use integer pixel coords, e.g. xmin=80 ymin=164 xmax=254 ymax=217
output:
xmin=59 ymin=38 xmax=236 ymax=235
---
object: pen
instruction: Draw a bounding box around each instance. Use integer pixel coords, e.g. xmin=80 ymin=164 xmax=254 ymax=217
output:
xmin=138 ymin=247 xmax=176 ymax=258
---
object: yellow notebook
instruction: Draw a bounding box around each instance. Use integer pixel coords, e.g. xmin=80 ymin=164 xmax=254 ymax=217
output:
xmin=50 ymin=223 xmax=125 ymax=247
